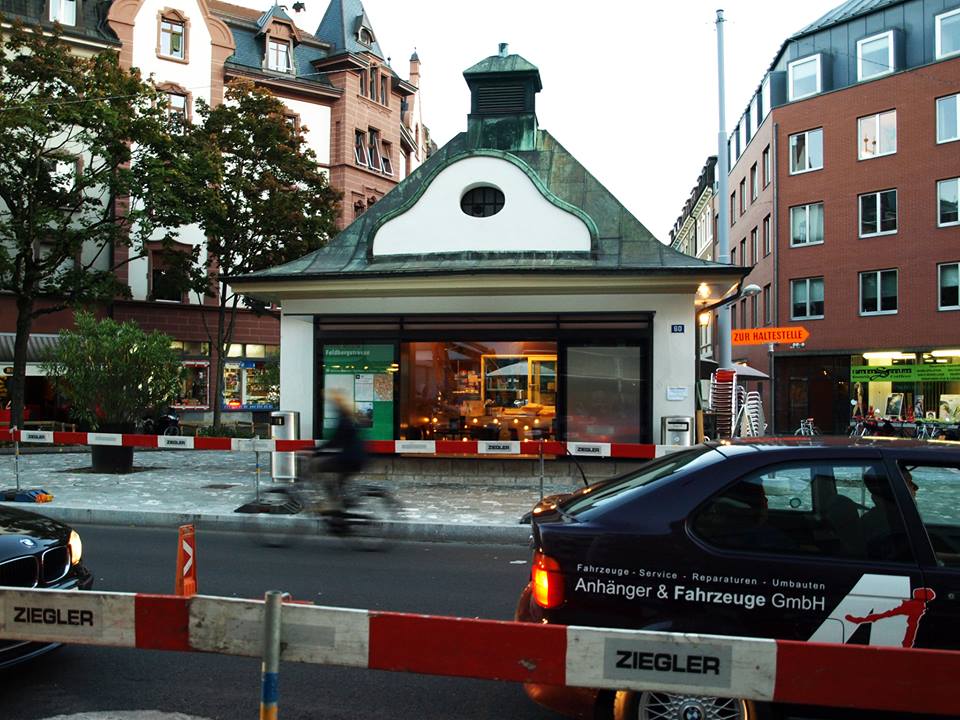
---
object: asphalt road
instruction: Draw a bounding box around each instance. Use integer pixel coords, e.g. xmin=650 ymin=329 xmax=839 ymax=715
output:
xmin=0 ymin=524 xmax=561 ymax=720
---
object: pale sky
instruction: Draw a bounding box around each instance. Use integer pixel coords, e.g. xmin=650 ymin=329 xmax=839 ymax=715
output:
xmin=238 ymin=0 xmax=842 ymax=243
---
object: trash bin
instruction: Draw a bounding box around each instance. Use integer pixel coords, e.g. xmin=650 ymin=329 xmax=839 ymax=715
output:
xmin=661 ymin=416 xmax=695 ymax=446
xmin=270 ymin=410 xmax=300 ymax=481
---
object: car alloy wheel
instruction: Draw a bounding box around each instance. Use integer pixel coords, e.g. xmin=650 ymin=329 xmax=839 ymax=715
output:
xmin=615 ymin=690 xmax=753 ymax=720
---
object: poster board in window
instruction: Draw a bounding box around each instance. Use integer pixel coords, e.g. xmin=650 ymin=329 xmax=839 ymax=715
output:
xmin=885 ymin=392 xmax=904 ymax=419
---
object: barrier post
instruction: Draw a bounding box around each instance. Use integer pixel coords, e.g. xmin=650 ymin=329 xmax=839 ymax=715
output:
xmin=260 ymin=590 xmax=283 ymax=720
xmin=255 ymin=450 xmax=262 ymax=502
xmin=175 ymin=524 xmax=197 ymax=596
xmin=538 ymin=439 xmax=544 ymax=500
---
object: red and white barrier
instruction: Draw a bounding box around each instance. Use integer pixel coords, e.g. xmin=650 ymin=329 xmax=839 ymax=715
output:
xmin=0 ymin=587 xmax=957 ymax=715
xmin=1 ymin=428 xmax=660 ymax=459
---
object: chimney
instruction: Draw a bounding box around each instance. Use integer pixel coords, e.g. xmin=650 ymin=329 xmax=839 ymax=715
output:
xmin=498 ymin=42 xmax=508 ymax=57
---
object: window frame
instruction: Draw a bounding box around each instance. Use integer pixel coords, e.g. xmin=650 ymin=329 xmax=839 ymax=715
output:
xmin=789 ymin=202 xmax=825 ymax=247
xmin=857 ymin=30 xmax=895 ymax=81
xmin=859 ymin=189 xmax=898 ymax=237
xmin=48 ymin=0 xmax=77 ymax=26
xmin=763 ymin=215 xmax=771 ymax=256
xmin=937 ymin=93 xmax=960 ymax=144
xmin=858 ymin=110 xmax=897 ymax=160
xmin=939 ymin=262 xmax=960 ymax=311
xmin=750 ymin=226 xmax=758 ymax=263
xmin=157 ymin=10 xmax=188 ymax=63
xmin=789 ymin=127 xmax=824 ymax=174
xmin=367 ymin=128 xmax=382 ymax=171
xmin=763 ymin=284 xmax=772 ymax=325
xmin=788 ymin=55 xmax=822 ymax=101
xmin=859 ymin=268 xmax=899 ymax=316
xmin=939 ymin=177 xmax=960 ymax=227
xmin=790 ymin=277 xmax=824 ymax=320
xmin=381 ymin=140 xmax=394 ymax=176
xmin=750 ymin=163 xmax=758 ymax=201
xmin=936 ymin=7 xmax=960 ymax=60
xmin=267 ymin=39 xmax=292 ymax=73
xmin=739 ymin=178 xmax=746 ymax=215
xmin=354 ymin=129 xmax=368 ymax=167
xmin=762 ymin=146 xmax=771 ymax=187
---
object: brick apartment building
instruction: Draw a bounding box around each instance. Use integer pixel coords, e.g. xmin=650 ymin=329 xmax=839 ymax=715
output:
xmin=672 ymin=0 xmax=960 ymax=434
xmin=0 ymin=0 xmax=432 ymax=426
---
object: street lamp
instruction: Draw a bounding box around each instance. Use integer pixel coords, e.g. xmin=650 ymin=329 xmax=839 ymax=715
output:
xmin=699 ymin=283 xmax=761 ymax=368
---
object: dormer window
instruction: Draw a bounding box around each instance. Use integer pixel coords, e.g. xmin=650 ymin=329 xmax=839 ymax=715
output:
xmin=788 ymin=55 xmax=821 ymax=101
xmin=857 ymin=31 xmax=894 ymax=81
xmin=267 ymin=40 xmax=291 ymax=73
xmin=49 ymin=0 xmax=77 ymax=25
xmin=358 ymin=27 xmax=373 ymax=47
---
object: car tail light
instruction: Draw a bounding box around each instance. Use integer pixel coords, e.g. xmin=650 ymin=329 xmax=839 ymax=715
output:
xmin=532 ymin=551 xmax=564 ymax=609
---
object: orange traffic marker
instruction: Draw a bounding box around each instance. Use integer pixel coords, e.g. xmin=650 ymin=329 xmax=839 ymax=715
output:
xmin=175 ymin=524 xmax=197 ymax=597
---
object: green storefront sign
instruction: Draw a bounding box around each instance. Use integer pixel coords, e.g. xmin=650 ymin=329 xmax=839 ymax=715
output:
xmin=851 ymin=365 xmax=960 ymax=382
xmin=322 ymin=344 xmax=395 ymax=441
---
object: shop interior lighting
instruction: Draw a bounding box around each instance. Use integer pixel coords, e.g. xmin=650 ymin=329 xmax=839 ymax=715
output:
xmin=862 ymin=351 xmax=916 ymax=360
xmin=698 ymin=312 xmax=712 ymax=326
xmin=931 ymin=349 xmax=960 ymax=357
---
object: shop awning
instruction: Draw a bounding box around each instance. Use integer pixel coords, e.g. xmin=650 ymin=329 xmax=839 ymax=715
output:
xmin=0 ymin=333 xmax=60 ymax=363
xmin=732 ymin=362 xmax=770 ymax=379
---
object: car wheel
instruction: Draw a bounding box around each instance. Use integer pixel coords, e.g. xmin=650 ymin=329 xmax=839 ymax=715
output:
xmin=614 ymin=689 xmax=762 ymax=720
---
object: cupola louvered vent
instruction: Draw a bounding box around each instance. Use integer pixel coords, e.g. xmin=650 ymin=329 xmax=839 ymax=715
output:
xmin=475 ymin=84 xmax=527 ymax=114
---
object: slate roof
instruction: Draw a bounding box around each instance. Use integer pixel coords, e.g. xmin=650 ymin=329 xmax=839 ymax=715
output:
xmin=235 ymin=130 xmax=742 ymax=284
xmin=792 ymin=0 xmax=902 ymax=38
xmin=209 ymin=0 xmax=337 ymax=90
xmin=314 ymin=0 xmax=385 ymax=60
xmin=0 ymin=0 xmax=119 ymax=46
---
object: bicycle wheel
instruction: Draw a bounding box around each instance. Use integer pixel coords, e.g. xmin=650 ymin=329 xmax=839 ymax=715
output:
xmin=163 ymin=425 xmax=181 ymax=436
xmin=241 ymin=486 xmax=311 ymax=548
xmin=341 ymin=486 xmax=401 ymax=552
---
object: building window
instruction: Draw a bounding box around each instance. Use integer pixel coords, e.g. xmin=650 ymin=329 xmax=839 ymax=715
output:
xmin=859 ymin=189 xmax=897 ymax=237
xmin=159 ymin=16 xmax=186 ymax=60
xmin=763 ymin=215 xmax=771 ymax=256
xmin=149 ymin=253 xmax=184 ymax=302
xmin=789 ymin=128 xmax=823 ymax=174
xmin=359 ymin=69 xmax=367 ymax=96
xmin=731 ymin=301 xmax=737 ymax=330
xmin=729 ymin=192 xmax=736 ymax=225
xmin=762 ymin=146 xmax=771 ymax=187
xmin=367 ymin=129 xmax=382 ymax=171
xmin=940 ymin=178 xmax=960 ymax=227
xmin=166 ymin=92 xmax=188 ymax=121
xmin=358 ymin=27 xmax=373 ymax=47
xmin=369 ymin=67 xmax=377 ymax=100
xmin=936 ymin=7 xmax=960 ymax=59
xmin=380 ymin=75 xmax=388 ymax=106
xmin=938 ymin=94 xmax=959 ymax=143
xmin=860 ymin=269 xmax=898 ymax=315
xmin=857 ymin=31 xmax=894 ymax=80
xmin=790 ymin=202 xmax=824 ymax=246
xmin=788 ymin=55 xmax=821 ymax=101
xmin=750 ymin=163 xmax=758 ymax=201
xmin=738 ymin=122 xmax=747 ymax=156
xmin=858 ymin=110 xmax=896 ymax=159
xmin=731 ymin=246 xmax=736 ymax=267
xmin=750 ymin=227 xmax=758 ymax=263
xmin=267 ymin=40 xmax=291 ymax=72
xmin=173 ymin=362 xmax=209 ymax=409
xmin=49 ymin=0 xmax=76 ymax=25
xmin=739 ymin=179 xmax=746 ymax=215
xmin=461 ymin=186 xmax=505 ymax=218
xmin=750 ymin=295 xmax=758 ymax=328
xmin=940 ymin=262 xmax=960 ymax=310
xmin=381 ymin=141 xmax=393 ymax=176
xmin=740 ymin=299 xmax=747 ymax=329
xmin=750 ymin=95 xmax=759 ymax=137
xmin=354 ymin=130 xmax=367 ymax=166
xmin=791 ymin=277 xmax=824 ymax=319
xmin=763 ymin=284 xmax=771 ymax=325
xmin=739 ymin=238 xmax=746 ymax=266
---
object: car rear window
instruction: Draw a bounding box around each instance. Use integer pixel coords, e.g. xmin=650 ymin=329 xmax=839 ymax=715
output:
xmin=562 ymin=445 xmax=718 ymax=518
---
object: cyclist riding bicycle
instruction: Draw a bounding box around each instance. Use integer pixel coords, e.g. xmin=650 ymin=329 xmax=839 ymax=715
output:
xmin=310 ymin=392 xmax=368 ymax=530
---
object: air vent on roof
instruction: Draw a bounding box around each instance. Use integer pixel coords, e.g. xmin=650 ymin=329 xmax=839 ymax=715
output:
xmin=475 ymin=84 xmax=526 ymax=114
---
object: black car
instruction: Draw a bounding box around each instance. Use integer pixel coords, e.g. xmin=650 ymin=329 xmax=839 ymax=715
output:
xmin=516 ymin=438 xmax=960 ymax=720
xmin=0 ymin=505 xmax=93 ymax=668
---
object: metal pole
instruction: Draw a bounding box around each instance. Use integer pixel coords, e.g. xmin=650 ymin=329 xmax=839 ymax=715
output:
xmin=768 ymin=343 xmax=775 ymax=434
xmin=538 ymin=439 xmax=544 ymax=501
xmin=260 ymin=590 xmax=283 ymax=720
xmin=255 ymin=450 xmax=262 ymax=502
xmin=13 ymin=426 xmax=20 ymax=491
xmin=716 ymin=8 xmax=732 ymax=370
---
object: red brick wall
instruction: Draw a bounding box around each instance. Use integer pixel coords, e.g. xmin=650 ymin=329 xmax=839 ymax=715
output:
xmin=773 ymin=56 xmax=960 ymax=353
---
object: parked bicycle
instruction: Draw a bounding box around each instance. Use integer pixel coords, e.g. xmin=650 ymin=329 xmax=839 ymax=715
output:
xmin=241 ymin=453 xmax=401 ymax=551
xmin=794 ymin=417 xmax=822 ymax=436
xmin=140 ymin=407 xmax=181 ymax=436
xmin=849 ymin=416 xmax=876 ymax=438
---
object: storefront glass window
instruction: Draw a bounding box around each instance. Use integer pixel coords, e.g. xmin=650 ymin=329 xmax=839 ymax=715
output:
xmin=399 ymin=341 xmax=557 ymax=442
xmin=174 ymin=362 xmax=209 ymax=408
xmin=321 ymin=344 xmax=396 ymax=440
xmin=565 ymin=345 xmax=644 ymax=443
xmin=222 ymin=360 xmax=279 ymax=411
xmin=223 ymin=365 xmax=241 ymax=407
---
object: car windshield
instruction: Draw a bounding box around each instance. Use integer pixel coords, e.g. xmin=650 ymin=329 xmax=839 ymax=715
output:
xmin=562 ymin=445 xmax=717 ymax=517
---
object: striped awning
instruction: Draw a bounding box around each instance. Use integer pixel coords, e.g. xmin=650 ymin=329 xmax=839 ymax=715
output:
xmin=0 ymin=333 xmax=61 ymax=363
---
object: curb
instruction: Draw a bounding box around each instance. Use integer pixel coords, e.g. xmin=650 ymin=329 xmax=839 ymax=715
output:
xmin=12 ymin=504 xmax=533 ymax=544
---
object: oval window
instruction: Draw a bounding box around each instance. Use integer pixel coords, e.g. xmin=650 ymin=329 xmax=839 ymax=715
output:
xmin=460 ymin=186 xmax=505 ymax=217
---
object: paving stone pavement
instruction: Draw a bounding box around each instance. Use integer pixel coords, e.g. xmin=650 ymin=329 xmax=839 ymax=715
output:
xmin=0 ymin=449 xmax=579 ymax=542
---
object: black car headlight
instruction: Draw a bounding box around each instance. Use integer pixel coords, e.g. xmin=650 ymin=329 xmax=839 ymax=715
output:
xmin=68 ymin=530 xmax=83 ymax=565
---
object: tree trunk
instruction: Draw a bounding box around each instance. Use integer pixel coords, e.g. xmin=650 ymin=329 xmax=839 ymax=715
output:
xmin=9 ymin=294 xmax=35 ymax=429
xmin=212 ymin=300 xmax=226 ymax=432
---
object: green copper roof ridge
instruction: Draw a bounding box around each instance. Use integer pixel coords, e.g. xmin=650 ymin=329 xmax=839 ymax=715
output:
xmin=369 ymin=147 xmax=598 ymax=257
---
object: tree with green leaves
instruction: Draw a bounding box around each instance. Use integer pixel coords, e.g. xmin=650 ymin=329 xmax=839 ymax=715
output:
xmin=187 ymin=79 xmax=340 ymax=430
xmin=0 ymin=20 xmax=196 ymax=428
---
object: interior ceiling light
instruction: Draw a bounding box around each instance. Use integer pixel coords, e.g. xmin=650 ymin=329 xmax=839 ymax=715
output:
xmin=862 ymin=351 xmax=916 ymax=360
xmin=931 ymin=349 xmax=960 ymax=357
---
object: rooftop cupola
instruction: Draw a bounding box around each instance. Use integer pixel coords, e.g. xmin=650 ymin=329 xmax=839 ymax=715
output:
xmin=462 ymin=43 xmax=542 ymax=152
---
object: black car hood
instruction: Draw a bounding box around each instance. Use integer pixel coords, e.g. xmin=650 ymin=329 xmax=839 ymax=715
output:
xmin=0 ymin=505 xmax=69 ymax=546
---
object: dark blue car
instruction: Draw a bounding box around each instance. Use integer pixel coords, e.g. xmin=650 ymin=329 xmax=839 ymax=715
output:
xmin=516 ymin=438 xmax=960 ymax=720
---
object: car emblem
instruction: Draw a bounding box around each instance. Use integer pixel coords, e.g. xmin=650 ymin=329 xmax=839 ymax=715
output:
xmin=18 ymin=538 xmax=37 ymax=548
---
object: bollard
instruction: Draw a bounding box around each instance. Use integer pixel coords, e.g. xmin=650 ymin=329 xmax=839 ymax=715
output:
xmin=175 ymin=524 xmax=197 ymax=596
xmin=260 ymin=590 xmax=284 ymax=720
xmin=255 ymin=450 xmax=262 ymax=502
xmin=538 ymin=439 xmax=544 ymax=500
